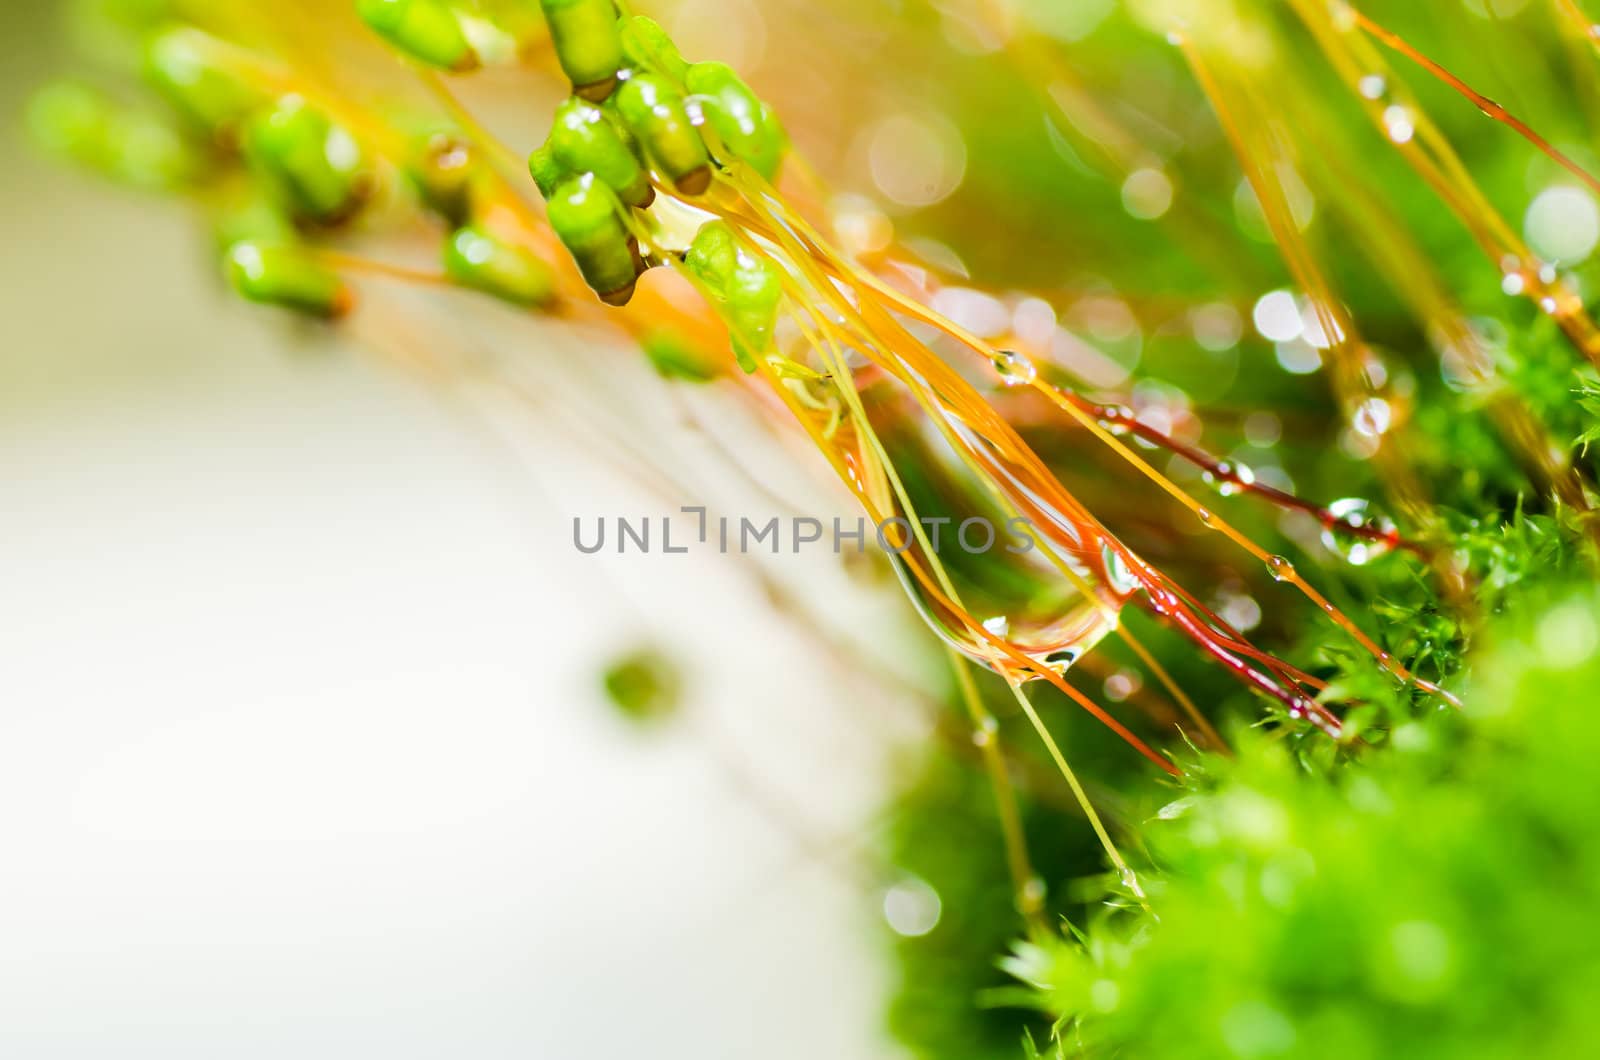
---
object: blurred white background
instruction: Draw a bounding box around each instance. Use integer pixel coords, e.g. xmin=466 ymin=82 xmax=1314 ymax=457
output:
xmin=0 ymin=11 xmax=921 ymax=1055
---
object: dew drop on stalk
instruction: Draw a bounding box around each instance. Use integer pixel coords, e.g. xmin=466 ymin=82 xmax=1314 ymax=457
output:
xmin=1320 ymin=497 xmax=1395 ymax=566
xmin=990 ymin=348 xmax=1038 ymax=386
xmin=1101 ymin=544 xmax=1141 ymax=595
xmin=1196 ymin=507 xmax=1215 ymax=527
xmin=1265 ymin=554 xmax=1296 ymax=582
xmin=1205 ymin=460 xmax=1255 ymax=497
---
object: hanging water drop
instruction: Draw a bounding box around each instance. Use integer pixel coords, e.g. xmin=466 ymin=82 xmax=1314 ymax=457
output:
xmin=1265 ymin=554 xmax=1296 ymax=581
xmin=990 ymin=348 xmax=1038 ymax=386
xmin=1321 ymin=497 xmax=1395 ymax=566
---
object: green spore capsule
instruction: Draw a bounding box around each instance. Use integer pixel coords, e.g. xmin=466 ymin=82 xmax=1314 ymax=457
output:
xmin=443 ymin=225 xmax=556 ymax=308
xmin=683 ymin=61 xmax=784 ymax=181
xmin=546 ymin=173 xmax=640 ymax=305
xmin=411 ymin=134 xmax=478 ymax=224
xmin=601 ymin=648 xmax=682 ymax=724
xmin=618 ymin=15 xmax=689 ymax=81
xmin=538 ymin=0 xmax=623 ymax=101
xmin=144 ymin=27 xmax=263 ymax=138
xmin=246 ymin=95 xmax=369 ymax=225
xmin=357 ymin=0 xmax=480 ymax=71
xmin=212 ymin=196 xmax=298 ymax=257
xmin=613 ymin=73 xmax=710 ymax=195
xmin=27 ymin=81 xmax=198 ymax=190
xmin=685 ymin=219 xmax=780 ymax=372
xmin=526 ymin=142 xmax=569 ymax=200
xmin=642 ymin=329 xmax=718 ymax=383
xmin=224 ymin=240 xmax=353 ymax=318
xmin=548 ymin=96 xmax=653 ymax=208
xmin=684 ymin=217 xmax=738 ymax=293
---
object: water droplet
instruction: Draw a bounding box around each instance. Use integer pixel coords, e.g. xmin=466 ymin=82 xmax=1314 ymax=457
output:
xmin=1358 ymin=74 xmax=1387 ymax=100
xmin=990 ymin=348 xmax=1038 ymax=386
xmin=1196 ymin=507 xmax=1215 ymax=527
xmin=1101 ymin=544 xmax=1141 ymax=596
xmin=1319 ymin=497 xmax=1395 ymax=566
xmin=1118 ymin=865 xmax=1146 ymax=899
xmin=1098 ymin=405 xmax=1134 ymax=436
xmin=1266 ymin=555 xmax=1296 ymax=581
xmin=1206 ymin=460 xmax=1256 ymax=497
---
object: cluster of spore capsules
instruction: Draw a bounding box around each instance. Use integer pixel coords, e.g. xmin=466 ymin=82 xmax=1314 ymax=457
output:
xmin=29 ymin=0 xmax=789 ymax=357
xmin=524 ymin=1 xmax=785 ymax=316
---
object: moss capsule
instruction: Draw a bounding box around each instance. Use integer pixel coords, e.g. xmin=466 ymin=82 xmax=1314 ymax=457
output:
xmin=411 ymin=134 xmax=478 ymax=224
xmin=685 ymin=220 xmax=780 ymax=369
xmin=642 ymin=329 xmax=718 ymax=382
xmin=546 ymin=173 xmax=640 ymax=305
xmin=613 ymin=74 xmax=710 ymax=195
xmin=618 ymin=15 xmax=689 ymax=81
xmin=549 ymin=96 xmax=653 ymax=208
xmin=527 ymin=142 xmax=569 ymax=200
xmin=225 ymin=241 xmax=353 ymax=318
xmin=27 ymin=81 xmax=198 ymax=190
xmin=538 ymin=0 xmax=623 ymax=101
xmin=213 ymin=196 xmax=298 ymax=257
xmin=683 ymin=61 xmax=784 ymax=181
xmin=246 ymin=96 xmax=369 ymax=225
xmin=684 ymin=217 xmax=738 ymax=292
xmin=144 ymin=27 xmax=263 ymax=138
xmin=357 ymin=0 xmax=480 ymax=71
xmin=443 ymin=225 xmax=556 ymax=307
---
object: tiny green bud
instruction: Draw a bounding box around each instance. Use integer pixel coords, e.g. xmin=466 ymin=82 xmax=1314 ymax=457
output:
xmin=683 ymin=61 xmax=784 ymax=181
xmin=225 ymin=241 xmax=353 ymax=318
xmin=549 ymin=96 xmax=654 ymax=208
xmin=357 ymin=0 xmax=480 ymax=71
xmin=613 ymin=73 xmax=710 ymax=195
xmin=443 ymin=225 xmax=557 ymax=307
xmin=144 ymin=27 xmax=263 ymax=138
xmin=618 ymin=15 xmax=689 ymax=81
xmin=546 ymin=173 xmax=641 ymax=305
xmin=538 ymin=0 xmax=623 ymax=101
xmin=246 ymin=96 xmax=369 ymax=225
